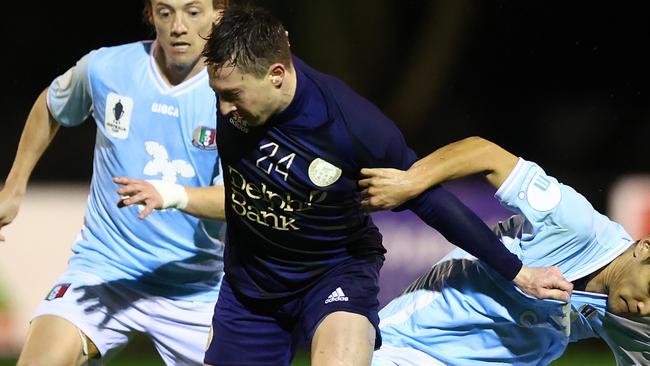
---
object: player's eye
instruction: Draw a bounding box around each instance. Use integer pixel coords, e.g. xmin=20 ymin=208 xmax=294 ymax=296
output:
xmin=222 ymin=91 xmax=240 ymax=102
xmin=188 ymin=7 xmax=202 ymax=17
xmin=157 ymin=8 xmax=172 ymax=18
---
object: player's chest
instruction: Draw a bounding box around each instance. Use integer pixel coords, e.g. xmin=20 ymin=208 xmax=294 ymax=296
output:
xmin=95 ymin=89 xmax=215 ymax=144
xmin=218 ymin=119 xmax=356 ymax=196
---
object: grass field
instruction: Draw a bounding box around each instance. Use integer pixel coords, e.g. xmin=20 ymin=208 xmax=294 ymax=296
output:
xmin=0 ymin=337 xmax=616 ymax=365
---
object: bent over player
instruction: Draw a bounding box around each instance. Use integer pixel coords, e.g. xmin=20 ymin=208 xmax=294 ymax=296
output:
xmin=360 ymin=137 xmax=650 ymax=365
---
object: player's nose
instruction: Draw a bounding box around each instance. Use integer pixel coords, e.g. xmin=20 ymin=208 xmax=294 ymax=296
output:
xmin=171 ymin=14 xmax=189 ymax=35
xmin=638 ymin=301 xmax=650 ymax=316
xmin=219 ymin=100 xmax=237 ymax=115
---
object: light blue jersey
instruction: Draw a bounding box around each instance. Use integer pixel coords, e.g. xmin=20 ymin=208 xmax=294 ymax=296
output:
xmin=570 ymin=291 xmax=650 ymax=365
xmin=375 ymin=159 xmax=641 ymax=365
xmin=46 ymin=41 xmax=225 ymax=302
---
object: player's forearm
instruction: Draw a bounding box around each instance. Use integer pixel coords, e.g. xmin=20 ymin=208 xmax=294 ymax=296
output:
xmin=183 ymin=185 xmax=226 ymax=220
xmin=406 ymin=136 xmax=517 ymax=193
xmin=5 ymin=89 xmax=60 ymax=194
xmin=408 ymin=185 xmax=522 ymax=280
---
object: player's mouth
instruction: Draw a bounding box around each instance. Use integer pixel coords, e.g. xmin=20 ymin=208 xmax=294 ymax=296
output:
xmin=171 ymin=42 xmax=191 ymax=52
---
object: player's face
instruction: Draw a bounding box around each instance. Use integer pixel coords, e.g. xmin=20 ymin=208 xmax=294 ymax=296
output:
xmin=208 ymin=64 xmax=280 ymax=127
xmin=150 ymin=0 xmax=221 ymax=72
xmin=607 ymin=238 xmax=650 ymax=316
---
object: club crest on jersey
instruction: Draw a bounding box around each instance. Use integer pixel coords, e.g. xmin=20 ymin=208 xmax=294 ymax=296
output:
xmin=105 ymin=93 xmax=133 ymax=139
xmin=518 ymin=310 xmax=539 ymax=327
xmin=45 ymin=283 xmax=71 ymax=301
xmin=192 ymin=126 xmax=217 ymax=150
xmin=308 ymin=158 xmax=342 ymax=187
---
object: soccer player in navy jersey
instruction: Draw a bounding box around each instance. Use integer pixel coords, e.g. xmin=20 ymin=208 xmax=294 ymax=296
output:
xmin=117 ymin=6 xmax=573 ymax=366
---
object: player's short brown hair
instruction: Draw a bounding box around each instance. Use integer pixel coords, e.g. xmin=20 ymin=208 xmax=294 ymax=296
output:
xmin=202 ymin=5 xmax=292 ymax=78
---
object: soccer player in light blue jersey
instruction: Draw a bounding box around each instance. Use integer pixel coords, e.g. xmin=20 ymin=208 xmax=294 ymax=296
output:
xmin=360 ymin=136 xmax=650 ymax=365
xmin=0 ymin=1 xmax=228 ymax=365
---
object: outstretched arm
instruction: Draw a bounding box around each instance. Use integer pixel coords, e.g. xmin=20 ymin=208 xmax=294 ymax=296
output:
xmin=360 ymin=136 xmax=573 ymax=301
xmin=0 ymin=89 xmax=60 ymax=241
xmin=406 ymin=184 xmax=572 ymax=301
xmin=114 ymin=177 xmax=226 ymax=220
xmin=359 ymin=136 xmax=517 ymax=211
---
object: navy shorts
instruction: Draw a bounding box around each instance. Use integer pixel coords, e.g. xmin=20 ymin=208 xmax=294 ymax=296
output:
xmin=204 ymin=255 xmax=383 ymax=366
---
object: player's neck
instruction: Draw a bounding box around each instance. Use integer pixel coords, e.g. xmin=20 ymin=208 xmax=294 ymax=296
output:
xmin=153 ymin=45 xmax=205 ymax=86
xmin=584 ymin=245 xmax=633 ymax=294
xmin=275 ymin=67 xmax=298 ymax=115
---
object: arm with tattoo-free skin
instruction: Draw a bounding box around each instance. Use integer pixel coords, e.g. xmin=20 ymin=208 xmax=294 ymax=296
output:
xmin=359 ymin=136 xmax=517 ymax=210
xmin=359 ymin=136 xmax=573 ymax=301
xmin=114 ymin=177 xmax=226 ymax=221
xmin=0 ymin=89 xmax=60 ymax=241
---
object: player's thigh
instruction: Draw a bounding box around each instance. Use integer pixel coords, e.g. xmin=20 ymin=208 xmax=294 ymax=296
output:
xmin=311 ymin=311 xmax=375 ymax=366
xmin=146 ymin=297 xmax=214 ymax=366
xmin=303 ymin=256 xmax=382 ymax=366
xmin=28 ymin=270 xmax=134 ymax=362
xmin=17 ymin=315 xmax=99 ymax=366
xmin=204 ymin=279 xmax=294 ymax=366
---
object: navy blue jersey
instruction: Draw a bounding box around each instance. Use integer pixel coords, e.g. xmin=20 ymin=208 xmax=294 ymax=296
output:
xmin=218 ymin=57 xmax=521 ymax=299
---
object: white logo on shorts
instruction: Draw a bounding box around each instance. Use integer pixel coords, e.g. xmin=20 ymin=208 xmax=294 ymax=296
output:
xmin=308 ymin=158 xmax=342 ymax=187
xmin=325 ymin=287 xmax=349 ymax=304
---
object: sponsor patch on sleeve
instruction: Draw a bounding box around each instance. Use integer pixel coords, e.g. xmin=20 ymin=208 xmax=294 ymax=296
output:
xmin=526 ymin=171 xmax=561 ymax=211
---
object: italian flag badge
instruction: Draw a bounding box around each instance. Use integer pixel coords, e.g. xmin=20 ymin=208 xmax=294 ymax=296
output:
xmin=45 ymin=283 xmax=71 ymax=301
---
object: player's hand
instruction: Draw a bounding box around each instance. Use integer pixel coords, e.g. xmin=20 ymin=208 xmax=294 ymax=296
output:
xmin=359 ymin=168 xmax=418 ymax=211
xmin=513 ymin=265 xmax=573 ymax=302
xmin=0 ymin=189 xmax=24 ymax=242
xmin=114 ymin=177 xmax=163 ymax=220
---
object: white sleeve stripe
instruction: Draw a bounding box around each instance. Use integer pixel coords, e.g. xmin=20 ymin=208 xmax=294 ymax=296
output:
xmin=495 ymin=157 xmax=528 ymax=202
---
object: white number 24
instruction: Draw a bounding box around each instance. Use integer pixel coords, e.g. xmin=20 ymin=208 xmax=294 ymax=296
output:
xmin=256 ymin=142 xmax=296 ymax=181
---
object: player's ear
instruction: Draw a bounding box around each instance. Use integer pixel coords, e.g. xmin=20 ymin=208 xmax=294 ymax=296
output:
xmin=213 ymin=9 xmax=224 ymax=24
xmin=268 ymin=64 xmax=285 ymax=87
xmin=634 ymin=237 xmax=650 ymax=262
xmin=143 ymin=2 xmax=154 ymax=26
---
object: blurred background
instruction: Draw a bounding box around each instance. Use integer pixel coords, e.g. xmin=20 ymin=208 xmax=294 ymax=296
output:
xmin=1 ymin=0 xmax=649 ymax=364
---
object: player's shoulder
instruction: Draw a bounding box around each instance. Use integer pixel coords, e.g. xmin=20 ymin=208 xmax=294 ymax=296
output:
xmin=90 ymin=40 xmax=153 ymax=66
xmin=298 ymin=58 xmax=401 ymax=135
xmin=295 ymin=56 xmax=386 ymax=123
xmin=498 ymin=159 xmax=566 ymax=213
xmin=498 ymin=159 xmax=609 ymax=246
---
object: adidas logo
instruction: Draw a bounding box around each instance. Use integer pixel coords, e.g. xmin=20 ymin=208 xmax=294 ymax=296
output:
xmin=325 ymin=287 xmax=349 ymax=304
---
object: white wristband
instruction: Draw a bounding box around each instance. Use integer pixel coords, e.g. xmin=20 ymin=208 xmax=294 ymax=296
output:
xmin=146 ymin=180 xmax=189 ymax=210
